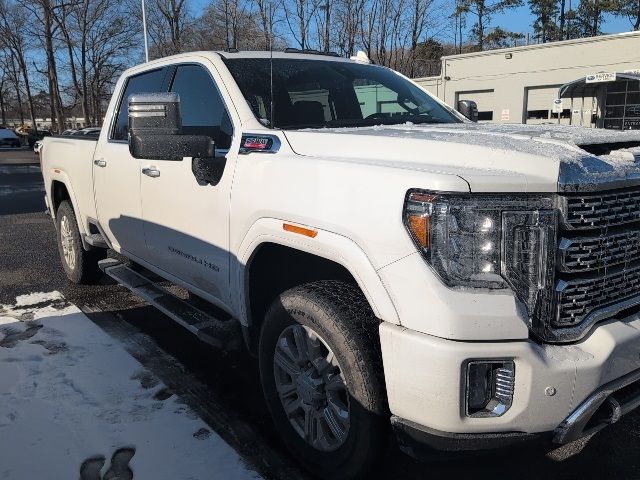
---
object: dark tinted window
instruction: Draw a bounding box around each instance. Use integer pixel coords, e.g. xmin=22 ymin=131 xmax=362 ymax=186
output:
xmin=223 ymin=58 xmax=460 ymax=129
xmin=112 ymin=68 xmax=167 ymax=140
xmin=170 ymin=65 xmax=233 ymax=149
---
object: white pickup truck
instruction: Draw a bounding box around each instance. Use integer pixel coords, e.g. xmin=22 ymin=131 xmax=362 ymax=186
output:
xmin=41 ymin=51 xmax=640 ymax=479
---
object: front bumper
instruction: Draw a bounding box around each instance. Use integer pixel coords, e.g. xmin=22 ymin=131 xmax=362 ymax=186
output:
xmin=380 ymin=313 xmax=640 ymax=450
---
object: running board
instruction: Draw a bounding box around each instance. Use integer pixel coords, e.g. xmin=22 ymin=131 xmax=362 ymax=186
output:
xmin=98 ymin=258 xmax=243 ymax=350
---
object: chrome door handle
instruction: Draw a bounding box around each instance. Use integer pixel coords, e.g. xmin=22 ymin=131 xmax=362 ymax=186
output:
xmin=142 ymin=167 xmax=160 ymax=178
xmin=94 ymin=158 xmax=106 ymax=167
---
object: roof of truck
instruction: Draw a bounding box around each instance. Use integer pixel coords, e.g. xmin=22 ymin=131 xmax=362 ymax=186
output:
xmin=215 ymin=50 xmax=357 ymax=63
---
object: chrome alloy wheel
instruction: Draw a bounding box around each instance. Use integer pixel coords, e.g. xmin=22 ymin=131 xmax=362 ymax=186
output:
xmin=273 ymin=324 xmax=350 ymax=452
xmin=60 ymin=215 xmax=76 ymax=270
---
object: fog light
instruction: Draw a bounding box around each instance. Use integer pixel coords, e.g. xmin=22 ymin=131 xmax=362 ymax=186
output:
xmin=465 ymin=360 xmax=515 ymax=417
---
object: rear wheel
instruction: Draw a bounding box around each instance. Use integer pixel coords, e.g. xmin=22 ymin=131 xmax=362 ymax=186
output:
xmin=259 ymin=281 xmax=387 ymax=480
xmin=56 ymin=200 xmax=104 ymax=284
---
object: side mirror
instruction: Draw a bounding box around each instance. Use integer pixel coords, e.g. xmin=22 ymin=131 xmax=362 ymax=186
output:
xmin=128 ymin=92 xmax=214 ymax=160
xmin=457 ymin=100 xmax=478 ymax=122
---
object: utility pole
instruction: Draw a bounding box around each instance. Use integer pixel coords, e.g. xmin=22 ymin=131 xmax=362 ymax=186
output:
xmin=142 ymin=0 xmax=149 ymax=62
xmin=321 ymin=0 xmax=330 ymax=53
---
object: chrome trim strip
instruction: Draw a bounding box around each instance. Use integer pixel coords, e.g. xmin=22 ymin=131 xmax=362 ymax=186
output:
xmin=554 ymin=368 xmax=640 ymax=444
xmin=546 ymin=292 xmax=640 ymax=343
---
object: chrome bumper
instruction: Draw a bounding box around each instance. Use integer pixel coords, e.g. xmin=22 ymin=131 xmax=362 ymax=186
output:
xmin=554 ymin=368 xmax=640 ymax=444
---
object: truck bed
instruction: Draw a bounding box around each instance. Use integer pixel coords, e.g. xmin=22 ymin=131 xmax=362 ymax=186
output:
xmin=41 ymin=135 xmax=99 ymax=233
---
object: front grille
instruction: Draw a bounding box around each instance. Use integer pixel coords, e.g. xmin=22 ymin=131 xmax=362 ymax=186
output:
xmin=559 ymin=230 xmax=640 ymax=273
xmin=554 ymin=187 xmax=640 ymax=332
xmin=563 ymin=187 xmax=640 ymax=230
xmin=555 ymin=264 xmax=640 ymax=326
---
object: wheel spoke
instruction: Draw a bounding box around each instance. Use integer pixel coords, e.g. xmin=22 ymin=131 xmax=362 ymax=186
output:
xmin=303 ymin=405 xmax=316 ymax=443
xmin=276 ymin=380 xmax=297 ymax=398
xmin=282 ymin=396 xmax=302 ymax=417
xmin=292 ymin=325 xmax=311 ymax=364
xmin=323 ymin=400 xmax=349 ymax=443
xmin=325 ymin=373 xmax=346 ymax=392
xmin=274 ymin=346 xmax=300 ymax=377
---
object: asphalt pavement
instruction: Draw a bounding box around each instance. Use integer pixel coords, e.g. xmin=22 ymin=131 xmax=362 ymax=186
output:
xmin=1 ymin=148 xmax=639 ymax=479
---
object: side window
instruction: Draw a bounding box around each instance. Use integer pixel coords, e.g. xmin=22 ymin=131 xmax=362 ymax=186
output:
xmin=111 ymin=68 xmax=167 ymax=141
xmin=170 ymin=65 xmax=233 ymax=150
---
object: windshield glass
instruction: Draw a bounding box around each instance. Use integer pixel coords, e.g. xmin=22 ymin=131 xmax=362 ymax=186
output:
xmin=223 ymin=58 xmax=461 ymax=129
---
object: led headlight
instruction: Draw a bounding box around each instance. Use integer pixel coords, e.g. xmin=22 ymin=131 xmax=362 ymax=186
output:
xmin=403 ymin=191 xmax=558 ymax=330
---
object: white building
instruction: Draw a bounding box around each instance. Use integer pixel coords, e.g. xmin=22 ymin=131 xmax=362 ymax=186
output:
xmin=415 ymin=31 xmax=640 ymax=128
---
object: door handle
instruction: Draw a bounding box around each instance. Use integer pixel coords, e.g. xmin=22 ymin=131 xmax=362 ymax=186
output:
xmin=94 ymin=158 xmax=106 ymax=167
xmin=142 ymin=167 xmax=161 ymax=178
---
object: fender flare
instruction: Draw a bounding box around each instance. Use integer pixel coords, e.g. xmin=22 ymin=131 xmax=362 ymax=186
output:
xmin=233 ymin=217 xmax=400 ymax=327
xmin=48 ymin=170 xmax=88 ymax=239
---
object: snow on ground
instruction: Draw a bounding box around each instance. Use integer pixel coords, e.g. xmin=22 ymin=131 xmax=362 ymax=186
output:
xmin=0 ymin=292 xmax=261 ymax=480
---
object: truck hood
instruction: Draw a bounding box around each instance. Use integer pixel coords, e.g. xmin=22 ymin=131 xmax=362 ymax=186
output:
xmin=283 ymin=123 xmax=640 ymax=192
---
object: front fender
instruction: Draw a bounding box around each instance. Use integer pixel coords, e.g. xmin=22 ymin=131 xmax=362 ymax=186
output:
xmin=233 ymin=217 xmax=400 ymax=327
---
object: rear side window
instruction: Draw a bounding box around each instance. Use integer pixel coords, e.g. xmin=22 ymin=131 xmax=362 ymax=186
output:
xmin=169 ymin=65 xmax=233 ymax=150
xmin=111 ymin=68 xmax=167 ymax=141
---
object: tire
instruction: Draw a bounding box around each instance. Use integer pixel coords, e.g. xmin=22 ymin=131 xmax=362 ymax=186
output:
xmin=56 ymin=200 xmax=105 ymax=284
xmin=259 ymin=281 xmax=388 ymax=480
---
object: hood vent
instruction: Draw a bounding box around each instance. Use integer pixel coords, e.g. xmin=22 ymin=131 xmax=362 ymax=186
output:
xmin=578 ymin=141 xmax=640 ymax=156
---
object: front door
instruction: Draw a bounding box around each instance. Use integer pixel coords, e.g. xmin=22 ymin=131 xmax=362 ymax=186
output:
xmin=139 ymin=63 xmax=235 ymax=307
xmin=94 ymin=67 xmax=170 ymax=257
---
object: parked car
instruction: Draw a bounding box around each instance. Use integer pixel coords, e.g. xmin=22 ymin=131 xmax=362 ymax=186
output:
xmin=41 ymin=51 xmax=640 ymax=479
xmin=0 ymin=128 xmax=21 ymax=148
xmin=75 ymin=127 xmax=101 ymax=137
xmin=27 ymin=129 xmax=51 ymax=149
xmin=61 ymin=129 xmax=78 ymax=136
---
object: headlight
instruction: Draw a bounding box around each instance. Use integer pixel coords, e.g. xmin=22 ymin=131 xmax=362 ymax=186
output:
xmin=403 ymin=190 xmax=558 ymax=329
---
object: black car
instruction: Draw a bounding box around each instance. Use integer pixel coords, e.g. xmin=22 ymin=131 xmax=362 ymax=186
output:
xmin=0 ymin=128 xmax=21 ymax=148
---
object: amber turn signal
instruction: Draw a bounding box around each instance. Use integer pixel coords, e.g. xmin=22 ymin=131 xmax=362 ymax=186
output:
xmin=407 ymin=214 xmax=430 ymax=248
xmin=283 ymin=223 xmax=318 ymax=238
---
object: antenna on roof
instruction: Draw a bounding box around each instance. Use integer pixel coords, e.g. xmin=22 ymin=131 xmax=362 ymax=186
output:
xmin=269 ymin=1 xmax=275 ymax=129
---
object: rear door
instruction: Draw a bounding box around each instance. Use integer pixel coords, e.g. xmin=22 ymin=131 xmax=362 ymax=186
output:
xmin=138 ymin=63 xmax=235 ymax=306
xmin=93 ymin=67 xmax=170 ymax=256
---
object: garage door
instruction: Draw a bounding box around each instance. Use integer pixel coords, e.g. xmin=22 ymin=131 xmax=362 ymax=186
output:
xmin=526 ymin=86 xmax=568 ymax=125
xmin=457 ymin=90 xmax=494 ymax=121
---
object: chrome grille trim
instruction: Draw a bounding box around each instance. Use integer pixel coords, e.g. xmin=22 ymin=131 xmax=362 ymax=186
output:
xmin=558 ymin=230 xmax=640 ymax=273
xmin=554 ymin=264 xmax=640 ymax=327
xmin=561 ymin=187 xmax=640 ymax=230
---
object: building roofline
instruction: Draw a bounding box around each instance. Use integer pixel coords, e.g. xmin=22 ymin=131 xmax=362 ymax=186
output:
xmin=441 ymin=31 xmax=640 ymax=61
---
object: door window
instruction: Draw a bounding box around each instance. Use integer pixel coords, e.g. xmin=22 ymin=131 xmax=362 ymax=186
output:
xmin=111 ymin=68 xmax=168 ymax=141
xmin=170 ymin=65 xmax=233 ymax=150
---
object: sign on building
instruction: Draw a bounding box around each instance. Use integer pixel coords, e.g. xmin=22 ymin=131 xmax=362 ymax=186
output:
xmin=552 ymin=99 xmax=563 ymax=113
xmin=586 ymin=72 xmax=616 ymax=83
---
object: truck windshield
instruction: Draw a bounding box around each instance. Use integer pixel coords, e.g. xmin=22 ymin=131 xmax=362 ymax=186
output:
xmin=223 ymin=58 xmax=461 ymax=129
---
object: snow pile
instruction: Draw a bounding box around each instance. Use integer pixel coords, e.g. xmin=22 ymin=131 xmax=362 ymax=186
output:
xmin=0 ymin=293 xmax=261 ymax=480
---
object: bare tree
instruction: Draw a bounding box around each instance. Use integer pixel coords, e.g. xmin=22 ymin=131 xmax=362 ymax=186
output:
xmin=254 ymin=0 xmax=278 ymax=49
xmin=0 ymin=0 xmax=37 ymax=131
xmin=283 ymin=0 xmax=321 ymax=48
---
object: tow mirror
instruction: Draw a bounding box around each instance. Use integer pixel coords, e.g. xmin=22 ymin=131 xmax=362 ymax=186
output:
xmin=128 ymin=92 xmax=214 ymax=160
xmin=457 ymin=100 xmax=478 ymax=122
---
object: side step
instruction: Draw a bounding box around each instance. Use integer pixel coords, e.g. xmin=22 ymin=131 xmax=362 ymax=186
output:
xmin=84 ymin=233 xmax=109 ymax=249
xmin=98 ymin=258 xmax=243 ymax=350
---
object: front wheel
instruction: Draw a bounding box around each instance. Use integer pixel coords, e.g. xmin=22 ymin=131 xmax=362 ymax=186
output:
xmin=259 ymin=281 xmax=387 ymax=480
xmin=56 ymin=200 xmax=104 ymax=284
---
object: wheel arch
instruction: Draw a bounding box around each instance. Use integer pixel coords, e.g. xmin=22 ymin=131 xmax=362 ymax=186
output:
xmin=49 ymin=175 xmax=89 ymax=248
xmin=234 ymin=218 xmax=400 ymax=350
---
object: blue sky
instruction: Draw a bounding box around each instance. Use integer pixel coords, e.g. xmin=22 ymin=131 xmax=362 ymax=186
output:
xmin=189 ymin=0 xmax=636 ymax=45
